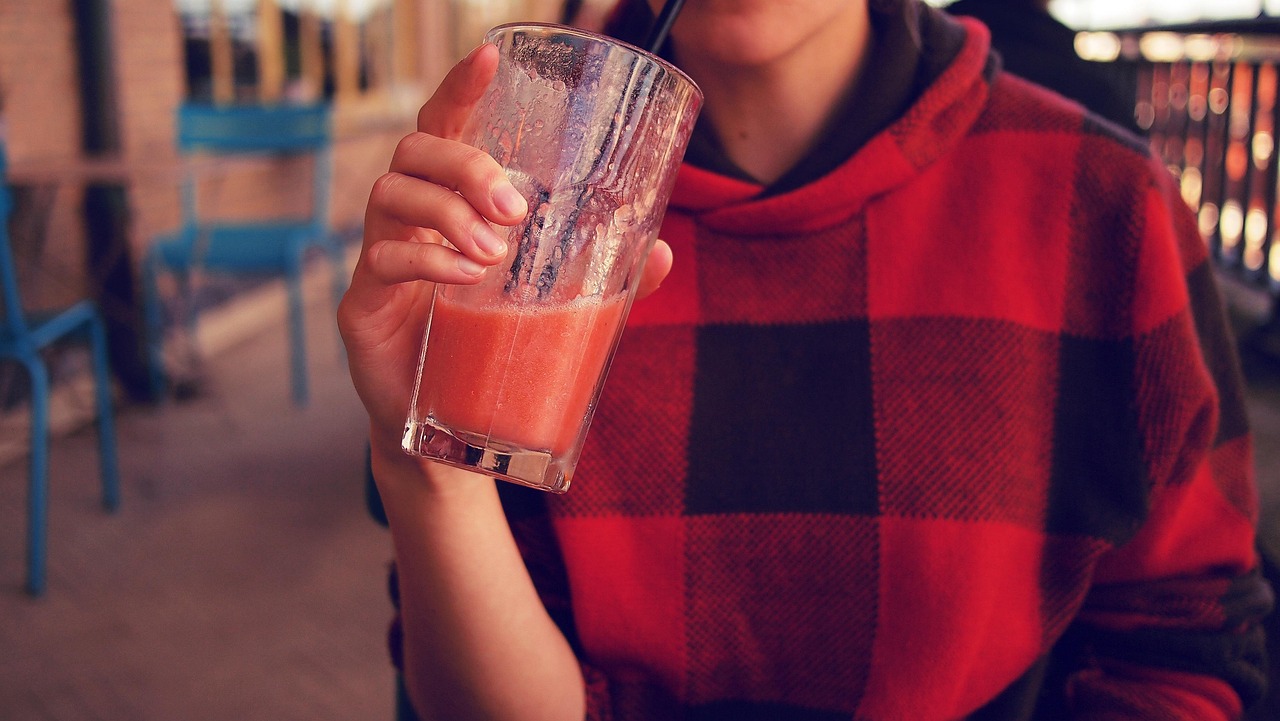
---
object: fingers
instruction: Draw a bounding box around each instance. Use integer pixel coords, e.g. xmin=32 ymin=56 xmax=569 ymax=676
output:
xmin=418 ymin=43 xmax=501 ymax=139
xmin=363 ymin=238 xmax=488 ymax=287
xmin=636 ymin=239 xmax=673 ymax=300
xmin=367 ymin=166 xmax=514 ymax=265
xmin=339 ymin=232 xmax=477 ymax=327
xmin=387 ymin=131 xmax=527 ymax=229
xmin=355 ymin=41 xmax=672 ymax=319
xmin=356 ymin=42 xmax=525 ymax=289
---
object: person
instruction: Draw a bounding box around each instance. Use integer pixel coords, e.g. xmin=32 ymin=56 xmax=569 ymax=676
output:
xmin=560 ymin=0 xmax=612 ymax=30
xmin=944 ymin=0 xmax=1143 ymax=135
xmin=338 ymin=0 xmax=1273 ymax=718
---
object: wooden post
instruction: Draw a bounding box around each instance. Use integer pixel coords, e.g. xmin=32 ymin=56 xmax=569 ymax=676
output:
xmin=257 ymin=0 xmax=285 ymax=103
xmin=299 ymin=8 xmax=325 ymax=100
xmin=418 ymin=0 xmax=455 ymax=91
xmin=210 ymin=0 xmax=235 ymax=104
xmin=334 ymin=0 xmax=361 ymax=100
xmin=362 ymin=5 xmax=395 ymax=96
xmin=392 ymin=0 xmax=418 ymax=87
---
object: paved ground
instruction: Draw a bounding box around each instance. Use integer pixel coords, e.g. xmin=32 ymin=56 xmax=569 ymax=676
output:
xmin=0 ymin=276 xmax=1278 ymax=721
xmin=0 ymin=282 xmax=396 ymax=721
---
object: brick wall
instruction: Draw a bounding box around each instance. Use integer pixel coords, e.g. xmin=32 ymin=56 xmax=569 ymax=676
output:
xmin=0 ymin=1 xmax=441 ymax=298
xmin=0 ymin=0 xmax=83 ymax=161
xmin=0 ymin=0 xmax=529 ymax=322
xmin=0 ymin=0 xmax=89 ymax=312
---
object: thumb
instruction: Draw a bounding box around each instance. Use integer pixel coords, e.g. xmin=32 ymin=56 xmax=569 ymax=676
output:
xmin=636 ymin=239 xmax=673 ymax=300
xmin=418 ymin=42 xmax=501 ymax=140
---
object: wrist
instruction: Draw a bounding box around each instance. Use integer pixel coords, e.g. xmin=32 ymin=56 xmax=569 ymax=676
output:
xmin=367 ymin=424 xmax=494 ymax=502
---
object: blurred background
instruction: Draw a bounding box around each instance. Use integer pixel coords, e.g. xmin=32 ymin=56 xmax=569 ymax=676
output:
xmin=0 ymin=0 xmax=1278 ymax=719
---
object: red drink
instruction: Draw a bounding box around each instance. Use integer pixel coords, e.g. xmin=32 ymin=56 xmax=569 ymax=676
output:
xmin=419 ymin=292 xmax=627 ymax=456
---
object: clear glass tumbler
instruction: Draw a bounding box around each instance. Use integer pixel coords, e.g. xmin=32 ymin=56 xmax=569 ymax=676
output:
xmin=402 ymin=23 xmax=703 ymax=492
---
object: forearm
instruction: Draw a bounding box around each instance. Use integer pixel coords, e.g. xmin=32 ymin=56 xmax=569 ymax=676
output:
xmin=371 ymin=436 xmax=586 ymax=721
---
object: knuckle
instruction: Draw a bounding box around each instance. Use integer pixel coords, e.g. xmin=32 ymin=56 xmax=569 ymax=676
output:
xmin=335 ymin=296 xmax=355 ymax=332
xmin=370 ymin=172 xmax=405 ymax=200
xmin=366 ymin=239 xmax=397 ymax=270
xmin=394 ymin=131 xmax=432 ymax=160
xmin=457 ymin=147 xmax=501 ymax=185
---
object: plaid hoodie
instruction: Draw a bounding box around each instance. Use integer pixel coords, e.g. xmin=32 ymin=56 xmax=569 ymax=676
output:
xmin=490 ymin=6 xmax=1274 ymax=721
xmin=391 ymin=3 xmax=1272 ymax=720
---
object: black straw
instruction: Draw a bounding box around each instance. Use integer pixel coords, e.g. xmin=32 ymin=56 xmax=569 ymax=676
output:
xmin=643 ymin=0 xmax=686 ymax=53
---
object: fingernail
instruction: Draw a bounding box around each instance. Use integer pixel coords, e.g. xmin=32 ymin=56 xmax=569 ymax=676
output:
xmin=472 ymin=222 xmax=507 ymax=256
xmin=458 ymin=257 xmax=486 ymax=277
xmin=461 ymin=43 xmax=487 ymax=65
xmin=493 ymin=183 xmax=527 ymax=217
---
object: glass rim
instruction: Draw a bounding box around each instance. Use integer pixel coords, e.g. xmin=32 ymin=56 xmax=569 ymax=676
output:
xmin=484 ymin=21 xmax=703 ymax=102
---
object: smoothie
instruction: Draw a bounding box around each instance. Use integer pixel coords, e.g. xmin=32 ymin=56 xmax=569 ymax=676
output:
xmin=419 ymin=292 xmax=627 ymax=455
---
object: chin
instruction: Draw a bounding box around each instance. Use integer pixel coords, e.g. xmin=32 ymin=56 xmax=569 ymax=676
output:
xmin=667 ymin=2 xmax=865 ymax=69
xmin=672 ymin=26 xmax=799 ymax=68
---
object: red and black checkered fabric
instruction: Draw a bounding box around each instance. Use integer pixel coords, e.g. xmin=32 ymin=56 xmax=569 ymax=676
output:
xmin=491 ymin=7 xmax=1272 ymax=721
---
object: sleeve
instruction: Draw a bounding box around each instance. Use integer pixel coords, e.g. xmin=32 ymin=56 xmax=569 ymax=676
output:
xmin=1058 ymin=162 xmax=1274 ymax=720
xmin=496 ymin=482 xmax=615 ymax=721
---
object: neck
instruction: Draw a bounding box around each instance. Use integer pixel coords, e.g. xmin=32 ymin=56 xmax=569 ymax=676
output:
xmin=672 ymin=7 xmax=871 ymax=185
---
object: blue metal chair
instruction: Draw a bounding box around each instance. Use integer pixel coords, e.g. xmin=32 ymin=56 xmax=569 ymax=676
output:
xmin=143 ymin=103 xmax=345 ymax=406
xmin=0 ymin=143 xmax=122 ymax=596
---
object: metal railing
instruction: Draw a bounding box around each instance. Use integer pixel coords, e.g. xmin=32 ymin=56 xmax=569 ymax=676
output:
xmin=1083 ymin=17 xmax=1280 ymax=330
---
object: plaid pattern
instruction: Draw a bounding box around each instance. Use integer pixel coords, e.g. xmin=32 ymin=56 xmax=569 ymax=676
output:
xmin=487 ymin=6 xmax=1271 ymax=721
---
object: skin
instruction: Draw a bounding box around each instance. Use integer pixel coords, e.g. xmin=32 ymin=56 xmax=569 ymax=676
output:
xmin=337 ymin=2 xmax=871 ymax=718
xmin=653 ymin=0 xmax=871 ymax=183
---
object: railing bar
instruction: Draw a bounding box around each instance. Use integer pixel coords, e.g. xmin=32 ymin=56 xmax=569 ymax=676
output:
xmin=1244 ymin=61 xmax=1262 ymax=274
xmin=1099 ymin=23 xmax=1280 ymax=314
xmin=1151 ymin=62 xmax=1170 ymax=161
xmin=1204 ymin=60 xmax=1233 ymax=255
xmin=1171 ymin=61 xmax=1192 ymax=171
xmin=1256 ymin=62 xmax=1279 ymax=285
xmin=1243 ymin=62 xmax=1265 ymax=277
xmin=1266 ymin=61 xmax=1280 ymax=289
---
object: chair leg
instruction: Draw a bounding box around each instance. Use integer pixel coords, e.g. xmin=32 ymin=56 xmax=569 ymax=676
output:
xmin=178 ymin=271 xmax=203 ymax=379
xmin=287 ymin=269 xmax=309 ymax=406
xmin=23 ymin=358 xmax=51 ymax=596
xmin=88 ymin=313 xmax=122 ymax=512
xmin=142 ymin=252 xmax=169 ymax=400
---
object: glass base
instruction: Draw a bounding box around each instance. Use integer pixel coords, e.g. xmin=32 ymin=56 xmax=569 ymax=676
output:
xmin=401 ymin=419 xmax=573 ymax=493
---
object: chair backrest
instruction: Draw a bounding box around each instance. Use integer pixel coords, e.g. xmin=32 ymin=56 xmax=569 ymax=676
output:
xmin=178 ymin=103 xmax=331 ymax=153
xmin=176 ymin=103 xmax=334 ymax=235
xmin=0 ymin=138 xmax=29 ymax=334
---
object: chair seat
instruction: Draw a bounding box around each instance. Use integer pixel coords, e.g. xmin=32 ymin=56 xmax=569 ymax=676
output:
xmin=151 ymin=221 xmax=331 ymax=273
xmin=0 ymin=301 xmax=98 ymax=355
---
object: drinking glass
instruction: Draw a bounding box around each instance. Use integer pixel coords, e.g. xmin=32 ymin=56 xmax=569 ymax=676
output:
xmin=402 ymin=23 xmax=703 ymax=492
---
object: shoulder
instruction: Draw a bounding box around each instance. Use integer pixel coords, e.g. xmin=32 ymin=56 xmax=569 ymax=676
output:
xmin=978 ymin=70 xmax=1148 ymax=153
xmin=966 ymin=70 xmax=1160 ymax=205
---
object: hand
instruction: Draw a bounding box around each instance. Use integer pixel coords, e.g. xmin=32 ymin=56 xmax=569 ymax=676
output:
xmin=338 ymin=42 xmax=672 ymax=464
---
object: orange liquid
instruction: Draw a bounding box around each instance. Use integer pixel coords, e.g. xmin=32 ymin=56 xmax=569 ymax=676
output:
xmin=421 ymin=293 xmax=627 ymax=455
